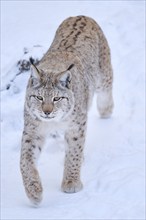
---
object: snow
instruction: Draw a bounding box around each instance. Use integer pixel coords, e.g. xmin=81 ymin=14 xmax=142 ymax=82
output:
xmin=1 ymin=1 xmax=145 ymax=219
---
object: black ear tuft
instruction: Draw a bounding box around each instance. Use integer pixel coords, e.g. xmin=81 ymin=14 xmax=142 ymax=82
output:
xmin=67 ymin=64 xmax=74 ymax=71
xmin=29 ymin=57 xmax=35 ymax=65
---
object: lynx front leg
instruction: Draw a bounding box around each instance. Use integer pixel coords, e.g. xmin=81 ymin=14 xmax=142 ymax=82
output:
xmin=20 ymin=130 xmax=44 ymax=205
xmin=62 ymin=120 xmax=86 ymax=193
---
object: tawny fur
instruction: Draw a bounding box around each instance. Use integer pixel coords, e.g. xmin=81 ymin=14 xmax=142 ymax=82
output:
xmin=20 ymin=16 xmax=114 ymax=204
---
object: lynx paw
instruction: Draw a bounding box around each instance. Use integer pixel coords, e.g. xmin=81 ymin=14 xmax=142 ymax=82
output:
xmin=26 ymin=181 xmax=43 ymax=205
xmin=61 ymin=180 xmax=83 ymax=193
xmin=98 ymin=103 xmax=113 ymax=118
xmin=97 ymin=90 xmax=114 ymax=118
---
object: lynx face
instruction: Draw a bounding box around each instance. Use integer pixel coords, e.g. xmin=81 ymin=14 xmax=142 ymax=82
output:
xmin=26 ymin=64 xmax=74 ymax=122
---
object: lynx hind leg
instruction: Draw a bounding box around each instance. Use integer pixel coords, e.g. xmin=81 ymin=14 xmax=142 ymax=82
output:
xmin=96 ymin=26 xmax=114 ymax=118
xmin=96 ymin=88 xmax=114 ymax=118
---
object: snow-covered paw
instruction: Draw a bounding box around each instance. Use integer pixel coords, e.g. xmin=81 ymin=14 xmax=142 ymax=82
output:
xmin=98 ymin=103 xmax=113 ymax=118
xmin=97 ymin=89 xmax=114 ymax=118
xmin=98 ymin=96 xmax=114 ymax=118
xmin=26 ymin=181 xmax=43 ymax=205
xmin=61 ymin=180 xmax=83 ymax=193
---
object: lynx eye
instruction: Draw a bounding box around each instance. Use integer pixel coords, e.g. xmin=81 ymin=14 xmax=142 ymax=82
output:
xmin=36 ymin=96 xmax=43 ymax=101
xmin=53 ymin=97 xmax=62 ymax=102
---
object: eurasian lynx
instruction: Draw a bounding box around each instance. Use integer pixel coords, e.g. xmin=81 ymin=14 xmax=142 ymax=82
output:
xmin=20 ymin=16 xmax=114 ymax=205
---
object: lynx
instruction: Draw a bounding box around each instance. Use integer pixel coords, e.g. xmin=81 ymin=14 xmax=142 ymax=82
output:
xmin=20 ymin=16 xmax=114 ymax=205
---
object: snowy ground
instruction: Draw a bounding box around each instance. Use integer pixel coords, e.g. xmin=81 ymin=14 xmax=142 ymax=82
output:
xmin=1 ymin=1 xmax=145 ymax=220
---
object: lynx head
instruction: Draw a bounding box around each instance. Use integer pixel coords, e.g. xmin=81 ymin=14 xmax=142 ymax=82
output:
xmin=26 ymin=60 xmax=75 ymax=122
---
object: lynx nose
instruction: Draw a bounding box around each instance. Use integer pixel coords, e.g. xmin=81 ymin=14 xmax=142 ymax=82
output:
xmin=44 ymin=111 xmax=51 ymax=115
xmin=42 ymin=103 xmax=54 ymax=115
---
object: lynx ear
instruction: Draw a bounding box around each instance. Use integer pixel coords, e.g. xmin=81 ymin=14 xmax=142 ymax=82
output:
xmin=30 ymin=64 xmax=40 ymax=80
xmin=30 ymin=62 xmax=41 ymax=87
xmin=58 ymin=71 xmax=72 ymax=88
xmin=58 ymin=64 xmax=74 ymax=88
xmin=30 ymin=58 xmax=40 ymax=80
